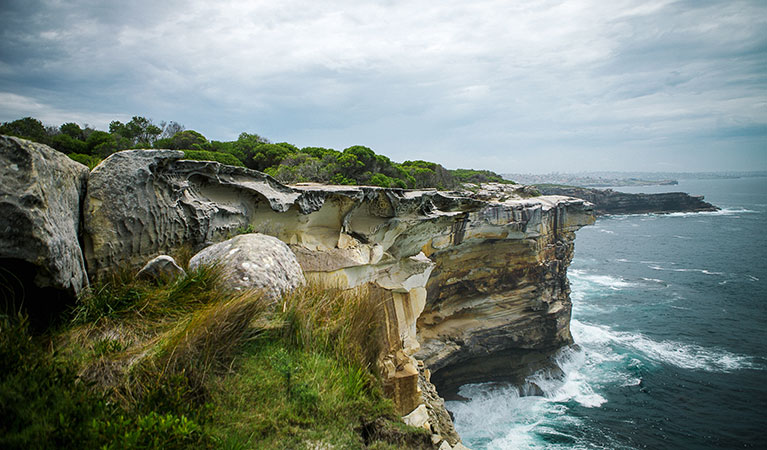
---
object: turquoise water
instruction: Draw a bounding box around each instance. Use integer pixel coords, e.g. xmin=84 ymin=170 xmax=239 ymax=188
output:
xmin=447 ymin=177 xmax=767 ymax=449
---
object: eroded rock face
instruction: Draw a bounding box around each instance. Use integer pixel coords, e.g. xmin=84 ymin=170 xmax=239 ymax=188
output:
xmin=415 ymin=187 xmax=594 ymax=394
xmin=188 ymin=233 xmax=304 ymax=298
xmin=81 ymin=151 xmax=595 ymax=432
xmin=83 ymin=150 xmax=314 ymax=279
xmin=0 ymin=136 xmax=89 ymax=302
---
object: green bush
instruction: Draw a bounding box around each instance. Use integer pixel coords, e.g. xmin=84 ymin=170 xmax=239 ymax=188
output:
xmin=68 ymin=153 xmax=102 ymax=169
xmin=182 ymin=150 xmax=244 ymax=167
xmin=0 ymin=314 xmax=104 ymax=449
xmin=91 ymin=412 xmax=205 ymax=450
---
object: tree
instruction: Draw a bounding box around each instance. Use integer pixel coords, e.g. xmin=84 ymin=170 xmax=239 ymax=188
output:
xmin=154 ymin=130 xmax=208 ymax=150
xmin=60 ymin=122 xmax=83 ymax=139
xmin=226 ymin=133 xmax=272 ymax=170
xmin=86 ymin=131 xmax=130 ymax=158
xmin=0 ymin=117 xmax=49 ymax=143
xmin=251 ymin=142 xmax=298 ymax=171
xmin=158 ymin=121 xmax=184 ymax=140
xmin=110 ymin=116 xmax=162 ymax=147
xmin=50 ymin=133 xmax=87 ymax=154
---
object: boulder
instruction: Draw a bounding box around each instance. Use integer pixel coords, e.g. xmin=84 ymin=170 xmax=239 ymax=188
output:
xmin=402 ymin=404 xmax=430 ymax=430
xmin=188 ymin=233 xmax=304 ymax=298
xmin=136 ymin=255 xmax=185 ymax=281
xmin=82 ymin=149 xmax=312 ymax=279
xmin=0 ymin=136 xmax=89 ymax=304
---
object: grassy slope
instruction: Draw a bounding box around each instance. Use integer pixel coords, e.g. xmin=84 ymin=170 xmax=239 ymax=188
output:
xmin=1 ymin=266 xmax=431 ymax=449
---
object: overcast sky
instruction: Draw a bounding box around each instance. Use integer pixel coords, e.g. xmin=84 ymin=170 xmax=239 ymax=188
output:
xmin=1 ymin=0 xmax=765 ymax=173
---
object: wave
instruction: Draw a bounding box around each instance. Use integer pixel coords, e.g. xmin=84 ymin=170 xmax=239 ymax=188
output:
xmin=664 ymin=208 xmax=757 ymax=217
xmin=572 ymin=320 xmax=760 ymax=373
xmin=569 ymin=270 xmax=636 ymax=290
xmin=609 ymin=208 xmax=757 ymax=219
xmin=647 ymin=265 xmax=724 ymax=276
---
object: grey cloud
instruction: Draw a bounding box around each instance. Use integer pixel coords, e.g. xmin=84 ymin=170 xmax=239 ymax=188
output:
xmin=0 ymin=0 xmax=764 ymax=172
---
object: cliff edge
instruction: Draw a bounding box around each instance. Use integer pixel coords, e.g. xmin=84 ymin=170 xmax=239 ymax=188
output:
xmin=1 ymin=139 xmax=597 ymax=446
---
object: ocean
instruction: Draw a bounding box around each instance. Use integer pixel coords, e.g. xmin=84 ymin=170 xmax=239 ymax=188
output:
xmin=446 ymin=177 xmax=767 ymax=449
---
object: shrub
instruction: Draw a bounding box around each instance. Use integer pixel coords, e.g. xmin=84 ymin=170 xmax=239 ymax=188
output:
xmin=68 ymin=153 xmax=102 ymax=169
xmin=182 ymin=150 xmax=244 ymax=167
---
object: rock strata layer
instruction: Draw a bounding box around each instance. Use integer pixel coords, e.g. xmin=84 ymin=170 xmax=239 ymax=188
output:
xmin=4 ymin=142 xmax=596 ymax=442
xmin=535 ymin=185 xmax=718 ymax=215
xmin=81 ymin=149 xmax=595 ymax=423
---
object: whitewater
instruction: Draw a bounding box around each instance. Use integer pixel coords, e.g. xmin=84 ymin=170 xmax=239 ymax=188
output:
xmin=447 ymin=177 xmax=767 ymax=449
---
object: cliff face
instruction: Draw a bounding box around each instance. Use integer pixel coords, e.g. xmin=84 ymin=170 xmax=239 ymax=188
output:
xmin=416 ymin=186 xmax=591 ymax=395
xmin=535 ymin=185 xmax=718 ymax=215
xmin=1 ymin=142 xmax=596 ymax=442
xmin=81 ymin=151 xmax=595 ymax=423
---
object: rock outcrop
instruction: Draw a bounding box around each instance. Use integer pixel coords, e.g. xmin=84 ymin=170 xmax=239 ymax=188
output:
xmin=188 ymin=233 xmax=304 ymax=298
xmin=414 ymin=185 xmax=593 ymax=395
xmin=82 ymin=149 xmax=316 ymax=279
xmin=0 ymin=136 xmax=89 ymax=321
xmin=3 ymin=141 xmax=596 ymax=443
xmin=535 ymin=185 xmax=718 ymax=215
xmin=81 ymin=150 xmax=595 ymax=430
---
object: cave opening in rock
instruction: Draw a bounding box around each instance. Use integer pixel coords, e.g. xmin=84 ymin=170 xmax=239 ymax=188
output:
xmin=0 ymin=258 xmax=73 ymax=331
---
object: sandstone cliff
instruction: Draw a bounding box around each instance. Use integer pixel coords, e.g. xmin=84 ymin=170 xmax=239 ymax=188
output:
xmin=535 ymin=185 xmax=718 ymax=215
xmin=81 ymin=150 xmax=593 ymax=422
xmin=1 ymin=140 xmax=596 ymax=445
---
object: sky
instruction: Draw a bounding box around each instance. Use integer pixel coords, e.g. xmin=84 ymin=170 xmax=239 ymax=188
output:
xmin=0 ymin=0 xmax=765 ymax=173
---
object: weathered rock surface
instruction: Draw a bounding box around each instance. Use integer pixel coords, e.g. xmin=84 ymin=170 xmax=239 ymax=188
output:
xmin=0 ymin=135 xmax=89 ymax=302
xmin=136 ymin=255 xmax=185 ymax=281
xmin=419 ymin=364 xmax=461 ymax=446
xmin=415 ymin=184 xmax=594 ymax=395
xmin=188 ymin=233 xmax=304 ymax=298
xmin=83 ymin=150 xmax=314 ymax=279
xmin=535 ymin=185 xmax=718 ymax=215
xmin=81 ymin=151 xmax=595 ymax=438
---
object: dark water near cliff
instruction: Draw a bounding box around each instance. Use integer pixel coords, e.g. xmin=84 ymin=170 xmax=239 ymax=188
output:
xmin=447 ymin=177 xmax=767 ymax=449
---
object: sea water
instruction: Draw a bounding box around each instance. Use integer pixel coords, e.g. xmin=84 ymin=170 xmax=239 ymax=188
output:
xmin=446 ymin=177 xmax=767 ymax=449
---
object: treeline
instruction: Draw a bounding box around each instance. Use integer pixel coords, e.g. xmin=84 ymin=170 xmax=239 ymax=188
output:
xmin=0 ymin=116 xmax=513 ymax=189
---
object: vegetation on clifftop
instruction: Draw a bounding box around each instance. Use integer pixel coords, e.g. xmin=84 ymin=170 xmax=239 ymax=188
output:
xmin=1 ymin=265 xmax=431 ymax=449
xmin=1 ymin=115 xmax=514 ymax=188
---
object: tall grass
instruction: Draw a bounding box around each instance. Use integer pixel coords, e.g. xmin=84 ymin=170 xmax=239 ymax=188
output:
xmin=279 ymin=283 xmax=385 ymax=370
xmin=7 ymin=264 xmax=431 ymax=449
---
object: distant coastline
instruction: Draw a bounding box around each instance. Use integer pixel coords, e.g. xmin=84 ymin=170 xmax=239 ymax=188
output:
xmin=504 ymin=171 xmax=767 ymax=187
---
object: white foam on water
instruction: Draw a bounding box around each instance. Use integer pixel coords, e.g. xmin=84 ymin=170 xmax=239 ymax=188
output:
xmin=569 ymin=269 xmax=636 ymax=290
xmin=640 ymin=277 xmax=666 ymax=284
xmin=648 ymin=265 xmax=724 ymax=276
xmin=664 ymin=208 xmax=756 ymax=218
xmin=448 ymin=383 xmax=567 ymax=449
xmin=572 ymin=319 xmax=760 ymax=373
xmin=450 ymin=320 xmax=661 ymax=449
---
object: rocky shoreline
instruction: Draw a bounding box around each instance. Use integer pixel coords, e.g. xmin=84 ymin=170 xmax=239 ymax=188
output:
xmin=534 ymin=185 xmax=719 ymax=215
xmin=2 ymin=135 xmax=598 ymax=448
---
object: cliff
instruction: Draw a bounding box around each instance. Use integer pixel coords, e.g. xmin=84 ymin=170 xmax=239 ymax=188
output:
xmin=1 ymin=139 xmax=596 ymax=446
xmin=535 ymin=185 xmax=718 ymax=215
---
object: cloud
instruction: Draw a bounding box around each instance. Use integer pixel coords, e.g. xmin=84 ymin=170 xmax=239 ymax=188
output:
xmin=0 ymin=0 xmax=765 ymax=172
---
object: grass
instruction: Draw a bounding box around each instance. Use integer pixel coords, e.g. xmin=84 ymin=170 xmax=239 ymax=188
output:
xmin=2 ymin=263 xmax=432 ymax=449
